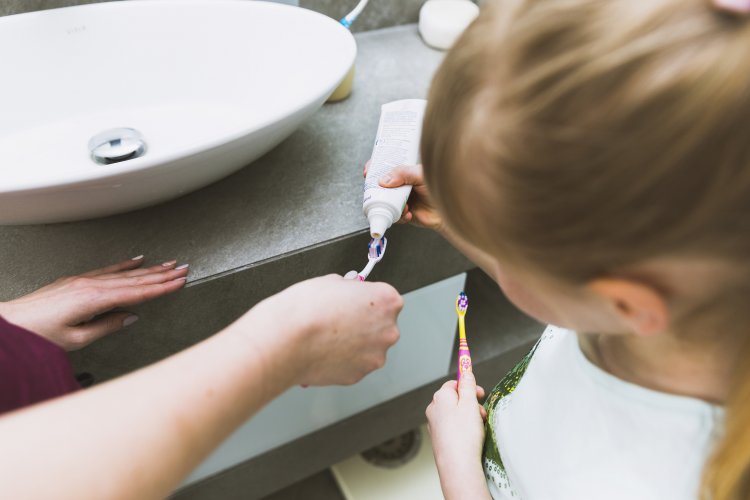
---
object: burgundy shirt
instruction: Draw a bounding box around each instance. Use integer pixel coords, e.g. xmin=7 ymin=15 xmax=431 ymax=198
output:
xmin=0 ymin=315 xmax=79 ymax=414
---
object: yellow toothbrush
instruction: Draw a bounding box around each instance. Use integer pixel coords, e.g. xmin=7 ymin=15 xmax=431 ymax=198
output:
xmin=456 ymin=292 xmax=472 ymax=382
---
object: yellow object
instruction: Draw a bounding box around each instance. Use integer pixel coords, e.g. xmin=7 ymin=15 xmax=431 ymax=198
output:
xmin=327 ymin=64 xmax=356 ymax=102
xmin=455 ymin=292 xmax=471 ymax=381
xmin=456 ymin=296 xmax=467 ymax=341
xmin=458 ymin=311 xmax=466 ymax=341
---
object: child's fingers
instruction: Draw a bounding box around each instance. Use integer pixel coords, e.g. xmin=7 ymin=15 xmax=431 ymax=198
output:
xmin=432 ymin=380 xmax=459 ymax=405
xmin=441 ymin=380 xmax=458 ymax=391
xmin=479 ymin=404 xmax=488 ymax=421
xmin=458 ymin=371 xmax=478 ymax=400
xmin=378 ymin=164 xmax=424 ymax=188
xmin=400 ymin=203 xmax=410 ymax=219
xmin=398 ymin=205 xmax=413 ymax=224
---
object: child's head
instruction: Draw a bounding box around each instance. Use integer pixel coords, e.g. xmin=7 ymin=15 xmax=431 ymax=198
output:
xmin=424 ymin=0 xmax=750 ymax=335
xmin=422 ymin=0 xmax=750 ymax=497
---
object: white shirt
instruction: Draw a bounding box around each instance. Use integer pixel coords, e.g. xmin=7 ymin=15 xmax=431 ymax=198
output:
xmin=484 ymin=326 xmax=724 ymax=500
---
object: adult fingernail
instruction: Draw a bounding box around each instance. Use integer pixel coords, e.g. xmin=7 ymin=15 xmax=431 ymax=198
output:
xmin=123 ymin=315 xmax=139 ymax=327
xmin=162 ymin=260 xmax=177 ymax=267
xmin=175 ymin=263 xmax=189 ymax=270
xmin=131 ymin=255 xmax=144 ymax=261
xmin=380 ymin=174 xmax=393 ymax=185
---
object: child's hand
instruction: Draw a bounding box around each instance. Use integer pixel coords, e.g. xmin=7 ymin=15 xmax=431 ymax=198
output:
xmin=364 ymin=162 xmax=442 ymax=230
xmin=427 ymin=371 xmax=493 ymax=500
xmin=0 ymin=256 xmax=188 ymax=351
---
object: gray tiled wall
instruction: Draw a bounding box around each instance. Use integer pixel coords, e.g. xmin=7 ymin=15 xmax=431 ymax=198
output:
xmin=0 ymin=0 xmax=426 ymax=32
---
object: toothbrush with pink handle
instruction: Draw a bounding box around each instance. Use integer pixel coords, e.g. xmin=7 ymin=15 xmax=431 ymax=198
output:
xmin=456 ymin=292 xmax=472 ymax=382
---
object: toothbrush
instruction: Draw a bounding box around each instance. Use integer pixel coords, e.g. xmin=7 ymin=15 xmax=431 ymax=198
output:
xmin=456 ymin=292 xmax=472 ymax=382
xmin=357 ymin=236 xmax=387 ymax=281
xmin=340 ymin=0 xmax=370 ymax=29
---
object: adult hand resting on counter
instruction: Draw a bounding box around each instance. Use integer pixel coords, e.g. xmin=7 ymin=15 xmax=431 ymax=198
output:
xmin=0 ymin=255 xmax=188 ymax=351
xmin=0 ymin=270 xmax=403 ymax=500
xmin=0 ymin=256 xmax=189 ymax=414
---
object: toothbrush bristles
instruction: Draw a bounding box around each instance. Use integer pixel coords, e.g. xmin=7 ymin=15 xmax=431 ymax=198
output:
xmin=368 ymin=236 xmax=386 ymax=259
xmin=457 ymin=291 xmax=469 ymax=312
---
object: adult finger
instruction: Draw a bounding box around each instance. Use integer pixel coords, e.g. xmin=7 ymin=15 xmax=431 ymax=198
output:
xmin=479 ymin=404 xmax=488 ymax=421
xmin=93 ymin=266 xmax=188 ymax=289
xmin=91 ymin=278 xmax=187 ymax=310
xmin=80 ymin=256 xmax=146 ymax=277
xmin=477 ymin=385 xmax=486 ymax=400
xmin=378 ymin=164 xmax=424 ymax=188
xmin=94 ymin=261 xmax=179 ymax=279
xmin=65 ymin=311 xmax=139 ymax=351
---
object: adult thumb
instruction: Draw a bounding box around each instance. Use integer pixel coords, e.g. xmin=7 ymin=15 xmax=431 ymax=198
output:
xmin=67 ymin=312 xmax=138 ymax=351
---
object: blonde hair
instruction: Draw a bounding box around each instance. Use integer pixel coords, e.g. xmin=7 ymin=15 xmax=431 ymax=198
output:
xmin=422 ymin=0 xmax=750 ymax=498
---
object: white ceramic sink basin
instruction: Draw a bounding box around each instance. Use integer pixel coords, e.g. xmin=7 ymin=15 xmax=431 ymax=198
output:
xmin=0 ymin=0 xmax=355 ymax=225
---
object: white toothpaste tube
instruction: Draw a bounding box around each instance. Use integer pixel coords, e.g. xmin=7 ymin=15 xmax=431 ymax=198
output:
xmin=363 ymin=99 xmax=427 ymax=238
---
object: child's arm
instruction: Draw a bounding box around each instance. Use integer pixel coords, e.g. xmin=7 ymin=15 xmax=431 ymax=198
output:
xmin=426 ymin=372 xmax=493 ymax=500
xmin=371 ymin=163 xmax=500 ymax=279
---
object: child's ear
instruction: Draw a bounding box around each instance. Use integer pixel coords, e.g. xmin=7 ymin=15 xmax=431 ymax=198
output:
xmin=588 ymin=279 xmax=670 ymax=336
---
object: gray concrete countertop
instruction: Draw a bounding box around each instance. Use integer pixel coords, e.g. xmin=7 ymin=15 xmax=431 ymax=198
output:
xmin=0 ymin=24 xmax=444 ymax=298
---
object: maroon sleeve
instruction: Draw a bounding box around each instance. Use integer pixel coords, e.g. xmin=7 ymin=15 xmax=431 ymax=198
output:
xmin=0 ymin=316 xmax=80 ymax=415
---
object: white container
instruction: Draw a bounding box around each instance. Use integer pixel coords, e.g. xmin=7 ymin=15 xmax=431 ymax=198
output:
xmin=419 ymin=0 xmax=480 ymax=51
xmin=363 ymin=99 xmax=427 ymax=238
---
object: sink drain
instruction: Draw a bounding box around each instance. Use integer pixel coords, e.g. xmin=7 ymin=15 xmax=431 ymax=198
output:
xmin=89 ymin=127 xmax=147 ymax=165
xmin=361 ymin=429 xmax=421 ymax=469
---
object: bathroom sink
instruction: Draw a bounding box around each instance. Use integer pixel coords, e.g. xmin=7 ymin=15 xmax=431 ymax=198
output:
xmin=0 ymin=0 xmax=355 ymax=224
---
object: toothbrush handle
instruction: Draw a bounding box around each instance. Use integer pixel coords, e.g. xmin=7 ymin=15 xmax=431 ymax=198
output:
xmin=457 ymin=337 xmax=473 ymax=383
xmin=457 ymin=316 xmax=472 ymax=382
xmin=357 ymin=259 xmax=377 ymax=281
